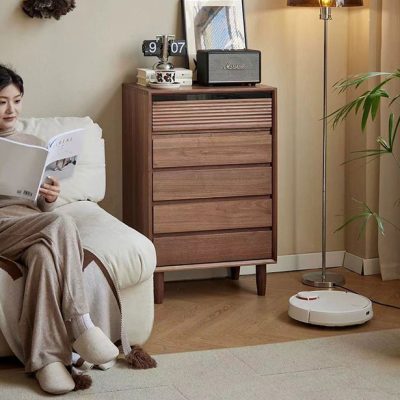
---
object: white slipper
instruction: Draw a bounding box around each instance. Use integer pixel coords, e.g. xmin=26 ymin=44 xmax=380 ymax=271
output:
xmin=96 ymin=358 xmax=117 ymax=370
xmin=73 ymin=326 xmax=119 ymax=365
xmin=36 ymin=362 xmax=75 ymax=394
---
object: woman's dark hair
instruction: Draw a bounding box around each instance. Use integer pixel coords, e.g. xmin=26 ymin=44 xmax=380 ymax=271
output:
xmin=0 ymin=65 xmax=24 ymax=95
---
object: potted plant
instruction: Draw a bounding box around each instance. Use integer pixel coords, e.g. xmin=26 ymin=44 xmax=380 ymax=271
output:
xmin=331 ymin=69 xmax=400 ymax=235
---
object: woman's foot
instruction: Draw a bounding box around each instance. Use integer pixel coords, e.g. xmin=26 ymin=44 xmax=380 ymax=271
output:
xmin=72 ymin=351 xmax=94 ymax=371
xmin=73 ymin=326 xmax=119 ymax=365
xmin=71 ymin=314 xmax=119 ymax=365
xmin=73 ymin=350 xmax=116 ymax=370
xmin=36 ymin=362 xmax=75 ymax=394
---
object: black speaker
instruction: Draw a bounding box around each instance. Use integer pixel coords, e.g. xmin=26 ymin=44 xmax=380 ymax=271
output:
xmin=196 ymin=49 xmax=261 ymax=86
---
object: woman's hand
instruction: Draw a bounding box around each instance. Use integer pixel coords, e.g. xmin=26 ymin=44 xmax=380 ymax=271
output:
xmin=39 ymin=176 xmax=60 ymax=203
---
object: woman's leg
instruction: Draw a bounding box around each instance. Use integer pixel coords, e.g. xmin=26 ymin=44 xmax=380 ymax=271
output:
xmin=0 ymin=212 xmax=118 ymax=374
xmin=0 ymin=213 xmax=88 ymax=371
xmin=20 ymin=241 xmax=86 ymax=372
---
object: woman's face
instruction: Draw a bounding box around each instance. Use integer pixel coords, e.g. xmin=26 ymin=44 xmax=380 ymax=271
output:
xmin=0 ymin=84 xmax=22 ymax=132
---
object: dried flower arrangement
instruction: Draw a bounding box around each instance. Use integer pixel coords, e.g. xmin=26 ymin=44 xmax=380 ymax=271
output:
xmin=22 ymin=0 xmax=76 ymax=20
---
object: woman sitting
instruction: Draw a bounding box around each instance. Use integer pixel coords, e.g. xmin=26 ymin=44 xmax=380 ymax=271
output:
xmin=0 ymin=64 xmax=119 ymax=394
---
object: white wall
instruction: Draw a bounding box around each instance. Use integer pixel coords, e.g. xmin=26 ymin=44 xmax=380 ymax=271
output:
xmin=0 ymin=0 xmax=363 ymax=257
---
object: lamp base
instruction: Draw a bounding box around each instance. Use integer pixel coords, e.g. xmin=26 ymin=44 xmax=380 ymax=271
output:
xmin=302 ymin=271 xmax=345 ymax=288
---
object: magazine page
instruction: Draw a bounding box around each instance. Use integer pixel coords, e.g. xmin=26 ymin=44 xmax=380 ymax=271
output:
xmin=42 ymin=128 xmax=85 ymax=183
xmin=0 ymin=137 xmax=48 ymax=200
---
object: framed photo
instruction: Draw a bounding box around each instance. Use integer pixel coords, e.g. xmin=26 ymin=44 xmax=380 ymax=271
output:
xmin=181 ymin=0 xmax=247 ymax=72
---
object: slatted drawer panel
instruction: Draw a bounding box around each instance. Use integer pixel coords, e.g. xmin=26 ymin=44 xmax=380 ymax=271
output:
xmin=154 ymin=230 xmax=272 ymax=266
xmin=153 ymin=198 xmax=272 ymax=234
xmin=152 ymin=98 xmax=272 ymax=132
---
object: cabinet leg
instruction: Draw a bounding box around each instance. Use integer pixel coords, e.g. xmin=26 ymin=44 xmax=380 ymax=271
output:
xmin=256 ymin=264 xmax=266 ymax=296
xmin=154 ymin=271 xmax=165 ymax=304
xmin=229 ymin=266 xmax=240 ymax=280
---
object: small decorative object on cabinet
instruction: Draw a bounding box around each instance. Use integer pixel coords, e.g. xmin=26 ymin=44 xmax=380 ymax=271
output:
xmin=122 ymin=84 xmax=277 ymax=304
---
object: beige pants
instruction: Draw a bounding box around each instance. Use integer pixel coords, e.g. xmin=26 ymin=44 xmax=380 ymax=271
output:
xmin=0 ymin=209 xmax=89 ymax=372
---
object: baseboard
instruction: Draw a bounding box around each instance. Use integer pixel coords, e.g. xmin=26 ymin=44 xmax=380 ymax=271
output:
xmin=343 ymin=252 xmax=380 ymax=276
xmin=165 ymin=251 xmax=345 ymax=282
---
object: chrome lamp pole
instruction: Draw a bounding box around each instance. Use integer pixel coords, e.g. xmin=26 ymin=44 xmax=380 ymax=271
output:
xmin=287 ymin=0 xmax=363 ymax=288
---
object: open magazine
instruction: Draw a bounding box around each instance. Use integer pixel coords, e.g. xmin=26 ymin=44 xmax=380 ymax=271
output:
xmin=0 ymin=128 xmax=84 ymax=202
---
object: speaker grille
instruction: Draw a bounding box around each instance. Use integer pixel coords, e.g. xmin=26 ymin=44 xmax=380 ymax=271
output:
xmin=208 ymin=53 xmax=260 ymax=83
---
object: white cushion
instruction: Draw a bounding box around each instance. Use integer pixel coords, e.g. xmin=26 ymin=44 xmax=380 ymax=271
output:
xmin=56 ymin=201 xmax=157 ymax=289
xmin=15 ymin=117 xmax=105 ymax=206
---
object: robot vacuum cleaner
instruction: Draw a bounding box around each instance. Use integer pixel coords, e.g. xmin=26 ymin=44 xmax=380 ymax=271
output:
xmin=288 ymin=290 xmax=373 ymax=326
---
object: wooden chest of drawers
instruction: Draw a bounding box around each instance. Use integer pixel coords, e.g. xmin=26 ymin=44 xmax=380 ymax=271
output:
xmin=122 ymin=84 xmax=277 ymax=303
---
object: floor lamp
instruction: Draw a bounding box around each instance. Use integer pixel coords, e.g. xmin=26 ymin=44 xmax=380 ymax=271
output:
xmin=287 ymin=0 xmax=363 ymax=288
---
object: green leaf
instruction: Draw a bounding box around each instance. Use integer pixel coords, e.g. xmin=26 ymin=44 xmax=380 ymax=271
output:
xmin=360 ymin=89 xmax=389 ymax=130
xmin=334 ymin=198 xmax=391 ymax=238
xmin=342 ymin=150 xmax=387 ymax=165
xmin=392 ymin=115 xmax=400 ymax=148
xmin=361 ymin=96 xmax=372 ymax=131
xmin=333 ymin=72 xmax=393 ymax=93
xmin=371 ymin=94 xmax=381 ymax=120
xmin=388 ymin=113 xmax=394 ymax=144
xmin=351 ymin=149 xmax=387 ymax=154
xmin=330 ymin=100 xmax=360 ymax=129
xmin=334 ymin=212 xmax=371 ymax=233
xmin=389 ymin=93 xmax=400 ymax=106
xmin=330 ymin=71 xmax=397 ymax=132
xmin=376 ymin=136 xmax=391 ymax=152
xmin=354 ymin=96 xmax=365 ymax=114
xmin=374 ymin=213 xmax=385 ymax=235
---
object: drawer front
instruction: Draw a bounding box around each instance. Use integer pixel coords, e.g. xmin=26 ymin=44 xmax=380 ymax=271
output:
xmin=152 ymin=98 xmax=272 ymax=132
xmin=153 ymin=198 xmax=272 ymax=234
xmin=153 ymin=131 xmax=272 ymax=168
xmin=155 ymin=230 xmax=272 ymax=266
xmin=153 ymin=166 xmax=272 ymax=201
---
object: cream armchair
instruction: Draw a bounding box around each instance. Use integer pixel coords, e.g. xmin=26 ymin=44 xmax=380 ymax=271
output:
xmin=0 ymin=117 xmax=156 ymax=358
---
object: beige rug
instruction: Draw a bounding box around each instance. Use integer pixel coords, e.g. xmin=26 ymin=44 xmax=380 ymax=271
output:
xmin=1 ymin=329 xmax=400 ymax=399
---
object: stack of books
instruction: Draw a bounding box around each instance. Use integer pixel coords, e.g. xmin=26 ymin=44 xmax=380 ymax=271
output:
xmin=137 ymin=68 xmax=193 ymax=86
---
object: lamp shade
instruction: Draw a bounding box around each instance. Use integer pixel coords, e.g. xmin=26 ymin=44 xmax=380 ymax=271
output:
xmin=288 ymin=0 xmax=363 ymax=6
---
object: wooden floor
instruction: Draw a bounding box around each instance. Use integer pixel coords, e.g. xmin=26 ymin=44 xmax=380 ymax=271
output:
xmin=1 ymin=267 xmax=400 ymax=370
xmin=145 ymin=267 xmax=400 ymax=355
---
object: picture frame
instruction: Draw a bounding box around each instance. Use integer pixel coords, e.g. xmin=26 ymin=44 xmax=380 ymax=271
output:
xmin=181 ymin=0 xmax=247 ymax=72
